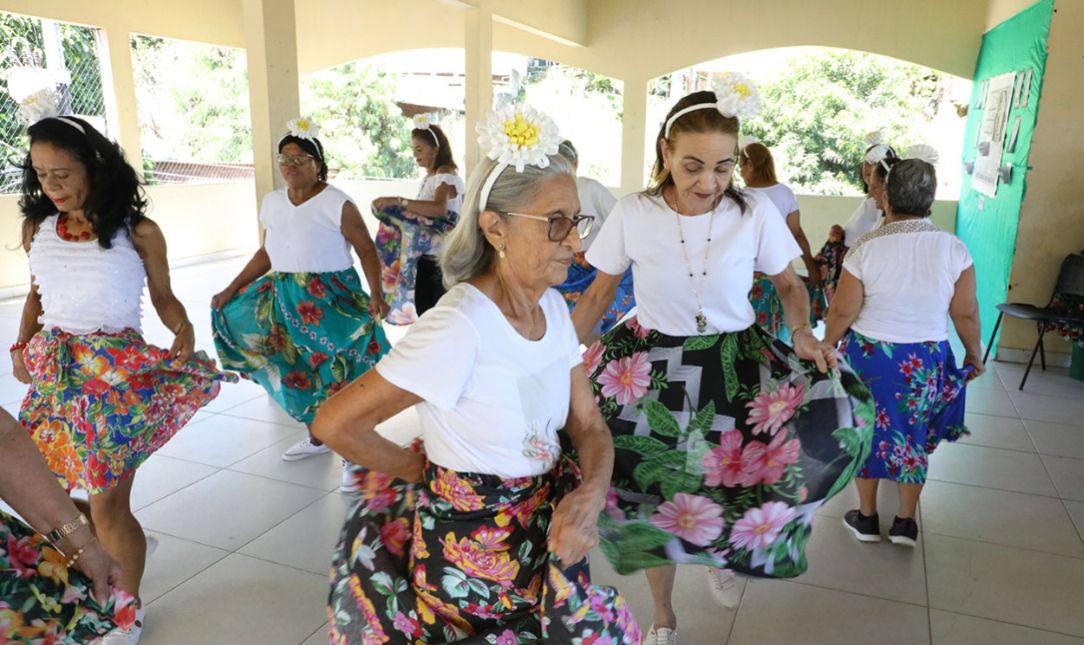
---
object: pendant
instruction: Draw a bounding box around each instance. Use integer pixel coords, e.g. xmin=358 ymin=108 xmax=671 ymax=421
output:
xmin=696 ymin=312 xmax=707 ymax=333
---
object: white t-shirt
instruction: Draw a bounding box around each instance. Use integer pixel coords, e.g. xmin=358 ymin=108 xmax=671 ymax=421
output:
xmin=261 ymin=185 xmax=355 ymax=273
xmin=575 ymin=176 xmax=617 ymax=250
xmin=417 ymin=173 xmax=465 ymax=214
xmin=844 ymin=220 xmax=973 ymax=343
xmin=843 ymin=197 xmax=883 ymax=246
xmin=743 ymin=183 xmax=799 ymax=221
xmin=587 ymin=193 xmax=801 ymax=336
xmin=376 ymin=284 xmax=583 ymax=478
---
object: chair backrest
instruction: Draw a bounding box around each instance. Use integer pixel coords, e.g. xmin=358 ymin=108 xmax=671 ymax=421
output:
xmin=1053 ymin=253 xmax=1084 ymax=299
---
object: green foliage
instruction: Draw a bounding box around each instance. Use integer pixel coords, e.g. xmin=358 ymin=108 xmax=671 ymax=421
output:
xmin=741 ymin=50 xmax=945 ymax=195
xmin=302 ymin=62 xmax=416 ymax=179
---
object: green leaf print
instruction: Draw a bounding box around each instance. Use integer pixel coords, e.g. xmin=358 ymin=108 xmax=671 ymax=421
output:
xmin=331 ymin=355 xmax=349 ymax=384
xmin=280 ymin=332 xmax=300 ymax=366
xmin=739 ymin=330 xmax=770 ymax=362
xmin=660 ymin=470 xmax=703 ymax=499
xmin=639 ymin=399 xmax=682 ymax=437
xmin=254 ymin=293 xmax=273 ymax=325
xmin=599 ymin=538 xmax=673 ymax=575
xmin=467 ymin=578 xmax=491 ymax=600
xmin=688 ymin=401 xmax=716 ymax=437
xmin=518 ymin=539 xmax=532 ymax=563
xmin=683 ymin=334 xmax=720 ymax=352
xmin=613 ymin=435 xmax=670 ymax=457
xmin=607 ymin=522 xmax=675 ymax=552
xmin=370 ymin=572 xmax=395 ymax=597
xmin=720 ymin=335 xmax=740 ymax=402
xmin=632 ymin=451 xmax=687 ymax=490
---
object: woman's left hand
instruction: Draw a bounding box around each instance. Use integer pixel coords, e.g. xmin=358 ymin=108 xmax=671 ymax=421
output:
xmin=369 ymin=292 xmax=390 ymax=319
xmin=548 ymin=487 xmax=605 ymax=567
xmin=170 ymin=325 xmax=196 ymax=364
xmin=792 ymin=330 xmax=836 ymax=373
xmin=372 ymin=197 xmax=398 ymax=211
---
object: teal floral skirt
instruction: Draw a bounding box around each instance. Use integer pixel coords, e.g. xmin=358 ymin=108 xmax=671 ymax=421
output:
xmin=749 ymin=273 xmax=827 ymax=344
xmin=841 ymin=330 xmax=971 ymax=484
xmin=329 ymin=460 xmax=641 ymax=644
xmin=212 ymin=269 xmax=389 ymax=425
xmin=584 ymin=317 xmax=874 ymax=578
xmin=0 ymin=510 xmax=138 ymax=644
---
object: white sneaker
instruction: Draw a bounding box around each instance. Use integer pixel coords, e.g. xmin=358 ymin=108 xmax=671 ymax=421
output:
xmin=100 ymin=608 xmax=144 ymax=644
xmin=281 ymin=438 xmax=331 ymax=461
xmin=706 ymin=567 xmax=744 ymax=609
xmin=339 ymin=460 xmax=361 ymax=494
xmin=644 ymin=625 xmax=677 ymax=645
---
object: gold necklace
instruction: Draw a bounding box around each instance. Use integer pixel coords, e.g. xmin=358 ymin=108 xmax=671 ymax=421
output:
xmin=673 ymin=205 xmax=716 ymax=334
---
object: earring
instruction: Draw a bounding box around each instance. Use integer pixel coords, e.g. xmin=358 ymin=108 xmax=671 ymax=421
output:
xmin=498 ymin=246 xmax=507 ymax=259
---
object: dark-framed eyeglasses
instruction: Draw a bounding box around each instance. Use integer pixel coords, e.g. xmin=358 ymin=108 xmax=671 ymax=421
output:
xmin=503 ymin=212 xmax=595 ymax=242
xmin=275 ymin=153 xmax=315 ymax=166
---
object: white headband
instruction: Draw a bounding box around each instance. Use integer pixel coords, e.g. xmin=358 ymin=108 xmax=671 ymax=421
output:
xmin=53 ymin=116 xmax=86 ymax=134
xmin=662 ymin=72 xmax=762 ymax=139
xmin=413 ymin=114 xmax=440 ymax=148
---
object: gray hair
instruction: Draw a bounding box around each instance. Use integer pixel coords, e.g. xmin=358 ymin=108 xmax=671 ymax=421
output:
xmin=558 ymin=139 xmax=578 ymax=166
xmin=440 ymin=154 xmax=574 ymax=288
xmin=886 ymin=159 xmax=937 ymax=217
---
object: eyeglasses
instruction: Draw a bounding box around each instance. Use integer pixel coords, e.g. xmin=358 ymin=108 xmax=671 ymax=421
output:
xmin=275 ymin=153 xmax=315 ymax=166
xmin=504 ymin=212 xmax=595 ymax=242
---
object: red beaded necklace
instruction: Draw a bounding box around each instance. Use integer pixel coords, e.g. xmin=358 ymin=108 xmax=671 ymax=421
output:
xmin=57 ymin=215 xmax=93 ymax=242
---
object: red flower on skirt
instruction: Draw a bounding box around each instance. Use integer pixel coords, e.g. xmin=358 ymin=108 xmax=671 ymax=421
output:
xmin=308 ymin=351 xmax=329 ymax=367
xmin=283 ymin=371 xmax=312 ymax=390
xmin=297 ymin=301 xmax=323 ymax=325
xmin=367 ymin=338 xmax=382 ymax=354
xmin=306 ymin=276 xmax=327 ymax=299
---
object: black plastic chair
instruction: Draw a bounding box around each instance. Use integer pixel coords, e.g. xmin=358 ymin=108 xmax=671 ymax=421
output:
xmin=983 ymin=253 xmax=1084 ymax=390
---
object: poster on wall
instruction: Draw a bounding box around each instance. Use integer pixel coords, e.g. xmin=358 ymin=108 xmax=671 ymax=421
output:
xmin=972 ymin=71 xmax=1016 ymax=197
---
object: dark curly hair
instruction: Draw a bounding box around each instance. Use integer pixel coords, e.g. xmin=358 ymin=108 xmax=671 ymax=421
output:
xmin=646 ymin=90 xmax=747 ymax=214
xmin=20 ymin=116 xmax=147 ymax=249
xmin=410 ymin=124 xmax=457 ymax=173
xmin=278 ymin=135 xmax=329 ymax=182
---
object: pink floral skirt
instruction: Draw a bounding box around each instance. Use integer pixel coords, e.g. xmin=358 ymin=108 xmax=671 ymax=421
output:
xmin=582 ymin=318 xmax=874 ymax=578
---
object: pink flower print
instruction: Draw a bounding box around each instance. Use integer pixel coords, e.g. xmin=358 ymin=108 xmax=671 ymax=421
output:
xmin=583 ymin=340 xmax=605 ymax=375
xmin=626 ymin=317 xmax=651 ymax=339
xmin=875 ymin=408 xmax=891 ymax=430
xmin=730 ymin=501 xmax=797 ymax=552
xmin=745 ymin=382 xmax=805 ymax=436
xmin=496 ymin=630 xmax=519 ymax=645
xmin=739 ymin=432 xmax=801 ymax=486
xmin=703 ymin=430 xmax=747 ymax=487
xmin=597 ymin=352 xmax=652 ymax=405
xmin=392 ymin=612 xmax=422 ymax=638
xmin=605 ymin=487 xmax=626 ymax=521
xmin=650 ymin=493 xmax=725 ymax=547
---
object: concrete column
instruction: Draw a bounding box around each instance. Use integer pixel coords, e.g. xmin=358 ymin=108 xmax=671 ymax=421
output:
xmin=620 ymin=76 xmax=649 ymax=195
xmin=464 ymin=1 xmax=493 ymax=172
xmin=242 ymin=0 xmax=301 ymax=202
xmin=97 ymin=25 xmax=144 ymax=174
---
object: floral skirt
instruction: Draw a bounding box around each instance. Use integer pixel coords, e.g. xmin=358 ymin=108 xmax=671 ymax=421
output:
xmin=20 ymin=329 xmax=234 ymax=493
xmin=749 ymin=273 xmax=827 ymax=344
xmin=0 ymin=510 xmax=138 ymax=644
xmin=841 ymin=330 xmax=971 ymax=484
xmin=554 ymin=252 xmax=636 ymax=336
xmin=583 ymin=317 xmax=874 ymax=578
xmin=814 ymin=225 xmax=848 ymax=304
xmin=212 ymin=269 xmax=389 ymax=425
xmin=329 ymin=460 xmax=641 ymax=644
xmin=374 ymin=204 xmax=458 ymax=325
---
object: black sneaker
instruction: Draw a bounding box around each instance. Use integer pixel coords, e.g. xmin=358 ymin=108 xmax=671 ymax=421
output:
xmin=888 ymin=516 xmax=918 ymax=547
xmin=843 ymin=510 xmax=881 ymax=543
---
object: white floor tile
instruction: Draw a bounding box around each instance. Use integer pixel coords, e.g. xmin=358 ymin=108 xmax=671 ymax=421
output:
xmin=130 ymin=455 xmax=219 ymax=512
xmin=926 ymin=534 xmax=1084 ymax=636
xmin=927 ymin=442 xmax=1058 ymax=497
xmin=1065 ymin=501 xmax=1084 ymax=538
xmin=930 ymin=610 xmax=1084 ymax=644
xmin=240 ymin=492 xmax=351 ymax=575
xmin=141 ymin=531 xmax=229 ymax=604
xmin=300 ymin=624 xmax=330 ymax=645
xmin=136 ymin=470 xmax=326 ymax=550
xmin=960 ymin=412 xmax=1035 ymax=452
xmin=965 ymin=386 xmax=1020 ymax=418
xmin=1042 ymin=455 xmax=1084 ymax=502
xmin=1026 ymin=419 xmax=1084 ymax=460
xmin=1008 ymin=390 xmax=1084 ymax=425
xmin=228 ymin=435 xmax=343 ymax=492
xmin=221 ymin=396 xmax=308 ymax=427
xmin=200 ymin=377 xmax=268 ymax=413
xmin=156 ymin=413 xmax=301 ymax=467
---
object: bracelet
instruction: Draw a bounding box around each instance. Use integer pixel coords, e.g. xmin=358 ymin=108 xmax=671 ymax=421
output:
xmin=9 ymin=341 xmax=27 ymax=353
xmin=46 ymin=513 xmax=89 ymax=547
xmin=791 ymin=323 xmax=813 ymax=337
xmin=172 ymin=320 xmax=191 ymax=335
xmin=65 ymin=543 xmax=89 ymax=568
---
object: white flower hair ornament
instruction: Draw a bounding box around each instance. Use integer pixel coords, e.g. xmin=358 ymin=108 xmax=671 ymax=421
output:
xmin=4 ymin=65 xmax=85 ymax=134
xmin=476 ymin=104 xmax=562 ymax=210
xmin=664 ymin=71 xmax=762 ymax=138
xmin=412 ymin=113 xmax=440 ymax=148
xmin=864 ymin=129 xmax=884 ymax=147
xmin=286 ymin=116 xmax=320 ymax=141
xmin=906 ymin=143 xmax=940 ymax=166
xmin=864 ymin=143 xmax=893 ymax=164
xmin=738 ymin=135 xmax=760 ymax=151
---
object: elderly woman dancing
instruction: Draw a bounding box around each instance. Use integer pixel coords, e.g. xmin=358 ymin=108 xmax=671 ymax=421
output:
xmin=313 ymin=105 xmax=640 ymax=644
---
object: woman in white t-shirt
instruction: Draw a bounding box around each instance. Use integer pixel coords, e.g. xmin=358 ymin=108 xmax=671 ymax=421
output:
xmin=824 ymin=158 xmax=983 ymax=548
xmin=211 ymin=118 xmax=390 ymax=468
xmin=372 ymin=117 xmax=465 ymax=324
xmin=570 ymin=83 xmax=874 ymax=645
xmin=740 ymin=141 xmax=824 ymax=342
xmin=553 ymin=139 xmax=636 ymax=336
xmin=312 ymin=106 xmax=639 ymax=643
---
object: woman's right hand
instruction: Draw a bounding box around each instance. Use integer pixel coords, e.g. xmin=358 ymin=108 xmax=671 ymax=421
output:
xmin=963 ymin=353 xmax=986 ymax=381
xmin=11 ymin=350 xmax=31 ymax=384
xmin=210 ymin=287 xmax=237 ymax=310
xmin=71 ymin=539 xmax=124 ymax=606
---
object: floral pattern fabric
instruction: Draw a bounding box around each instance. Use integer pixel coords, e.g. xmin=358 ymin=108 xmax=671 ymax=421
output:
xmin=212 ymin=268 xmax=389 ymax=425
xmin=20 ymin=329 xmax=234 ymax=494
xmin=582 ymin=317 xmax=874 ymax=578
xmin=749 ymin=274 xmax=827 ymax=344
xmin=0 ymin=510 xmax=138 ymax=644
xmin=374 ymin=204 xmax=458 ymax=325
xmin=841 ymin=330 xmax=971 ymax=484
xmin=814 ymin=225 xmax=848 ymax=304
xmin=555 ymin=252 xmax=636 ymax=335
xmin=329 ymin=460 xmax=641 ymax=644
xmin=1049 ymin=290 xmax=1084 ymax=347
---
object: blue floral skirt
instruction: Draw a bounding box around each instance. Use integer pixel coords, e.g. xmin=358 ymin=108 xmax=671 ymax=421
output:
xmin=329 ymin=460 xmax=641 ymax=644
xmin=554 ymin=252 xmax=636 ymax=336
xmin=374 ymin=204 xmax=458 ymax=325
xmin=841 ymin=330 xmax=971 ymax=484
xmin=212 ymin=269 xmax=389 ymax=425
xmin=749 ymin=273 xmax=827 ymax=344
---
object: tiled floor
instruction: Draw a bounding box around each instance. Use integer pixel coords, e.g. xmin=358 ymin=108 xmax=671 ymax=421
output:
xmin=3 ymin=258 xmax=1084 ymax=644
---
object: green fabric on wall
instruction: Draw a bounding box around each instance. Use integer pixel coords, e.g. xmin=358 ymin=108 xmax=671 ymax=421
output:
xmin=956 ymin=0 xmax=1053 ymax=350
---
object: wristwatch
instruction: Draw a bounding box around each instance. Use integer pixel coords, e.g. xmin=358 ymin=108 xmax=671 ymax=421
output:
xmin=46 ymin=513 xmax=89 ymax=546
